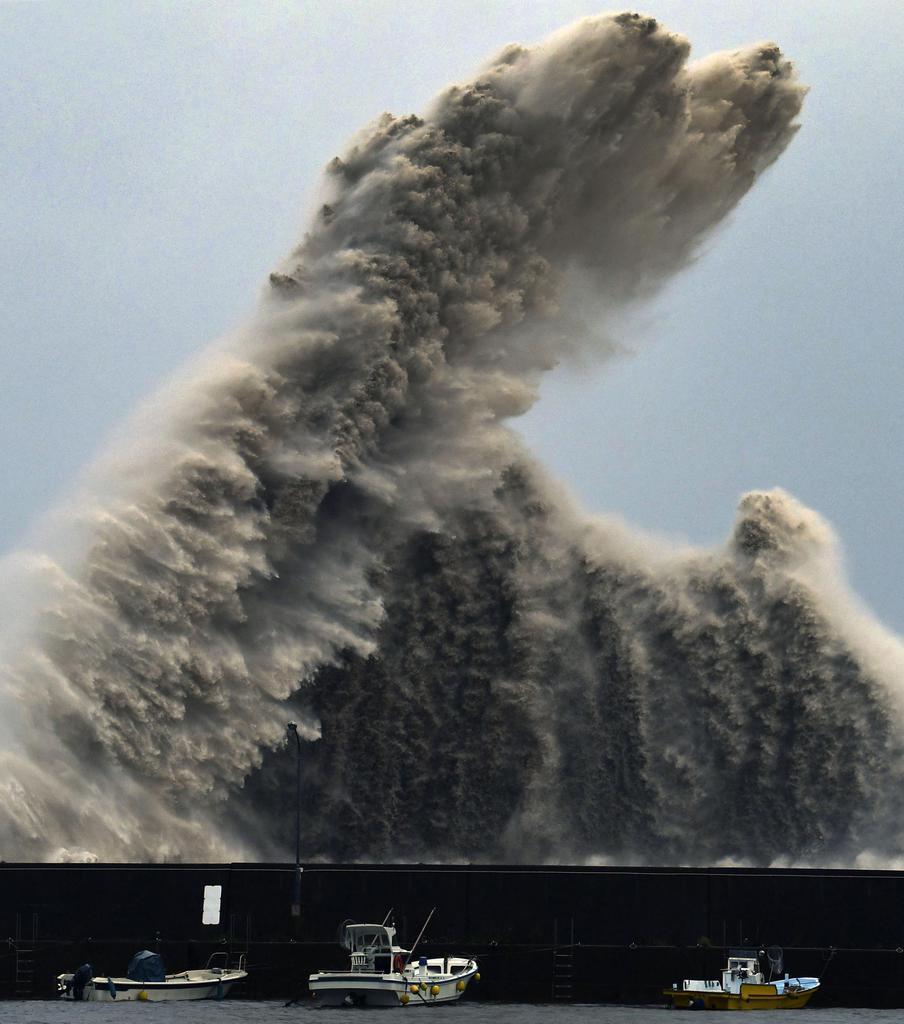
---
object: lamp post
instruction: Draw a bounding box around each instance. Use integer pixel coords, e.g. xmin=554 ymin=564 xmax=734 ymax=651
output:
xmin=286 ymin=722 xmax=302 ymax=917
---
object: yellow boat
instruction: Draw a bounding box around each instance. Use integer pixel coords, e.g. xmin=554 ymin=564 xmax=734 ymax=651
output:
xmin=664 ymin=949 xmax=820 ymax=1010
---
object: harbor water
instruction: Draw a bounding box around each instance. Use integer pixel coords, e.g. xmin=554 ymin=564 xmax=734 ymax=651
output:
xmin=1 ymin=1003 xmax=901 ymax=1023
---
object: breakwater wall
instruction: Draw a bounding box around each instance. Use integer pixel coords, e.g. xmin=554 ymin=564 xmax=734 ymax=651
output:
xmin=2 ymin=863 xmax=903 ymax=1005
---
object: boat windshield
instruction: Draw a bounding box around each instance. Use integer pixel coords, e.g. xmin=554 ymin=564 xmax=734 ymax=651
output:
xmin=342 ymin=925 xmax=394 ymax=953
xmin=727 ymin=949 xmax=759 ymax=972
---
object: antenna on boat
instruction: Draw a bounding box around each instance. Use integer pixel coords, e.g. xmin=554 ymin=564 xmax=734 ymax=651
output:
xmin=381 ymin=908 xmax=394 ymax=927
xmin=405 ymin=907 xmax=436 ymax=966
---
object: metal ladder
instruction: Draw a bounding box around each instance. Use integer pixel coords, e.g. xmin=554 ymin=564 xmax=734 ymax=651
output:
xmin=228 ymin=912 xmax=251 ymax=992
xmin=14 ymin=912 xmax=38 ymax=997
xmin=552 ymin=916 xmax=575 ymax=1001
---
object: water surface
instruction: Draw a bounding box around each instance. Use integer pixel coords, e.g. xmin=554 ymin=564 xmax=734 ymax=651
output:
xmin=3 ymin=1003 xmax=899 ymax=1024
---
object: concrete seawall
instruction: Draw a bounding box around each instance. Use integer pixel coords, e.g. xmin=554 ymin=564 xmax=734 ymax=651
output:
xmin=3 ymin=863 xmax=903 ymax=1005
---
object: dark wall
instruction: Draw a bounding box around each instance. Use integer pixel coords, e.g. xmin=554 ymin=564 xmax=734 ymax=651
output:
xmin=3 ymin=862 xmax=904 ymax=1004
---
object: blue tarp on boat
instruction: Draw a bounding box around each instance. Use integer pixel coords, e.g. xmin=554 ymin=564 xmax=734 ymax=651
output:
xmin=126 ymin=950 xmax=165 ymax=982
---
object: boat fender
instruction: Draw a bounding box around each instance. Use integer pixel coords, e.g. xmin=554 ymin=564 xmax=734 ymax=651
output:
xmin=419 ymin=982 xmax=427 ymax=991
xmin=107 ymin=977 xmax=117 ymax=999
xmin=431 ymin=984 xmax=440 ymax=997
xmin=216 ymin=980 xmax=225 ymax=1000
xmin=475 ymin=972 xmax=481 ymax=982
xmin=410 ymin=984 xmax=419 ymax=994
xmin=456 ymin=980 xmax=465 ymax=992
xmin=137 ymin=990 xmax=149 ymax=1002
xmin=393 ymin=954 xmax=406 ymax=973
xmin=400 ymin=993 xmax=410 ymax=1005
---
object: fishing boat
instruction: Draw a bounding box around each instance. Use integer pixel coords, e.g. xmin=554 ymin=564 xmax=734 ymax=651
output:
xmin=663 ymin=947 xmax=820 ymax=1010
xmin=309 ymin=913 xmax=479 ymax=1007
xmin=57 ymin=949 xmax=247 ymax=1002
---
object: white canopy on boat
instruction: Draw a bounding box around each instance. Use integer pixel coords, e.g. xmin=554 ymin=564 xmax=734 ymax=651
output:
xmin=341 ymin=924 xmax=395 ymax=952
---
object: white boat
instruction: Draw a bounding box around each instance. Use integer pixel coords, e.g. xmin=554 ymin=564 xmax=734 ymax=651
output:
xmin=309 ymin=918 xmax=479 ymax=1007
xmin=57 ymin=950 xmax=247 ymax=1002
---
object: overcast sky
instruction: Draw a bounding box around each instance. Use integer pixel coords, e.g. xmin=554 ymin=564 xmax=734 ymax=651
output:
xmin=2 ymin=1 xmax=903 ymax=630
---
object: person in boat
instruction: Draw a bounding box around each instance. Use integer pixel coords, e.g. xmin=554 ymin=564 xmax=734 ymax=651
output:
xmin=66 ymin=963 xmax=94 ymax=1001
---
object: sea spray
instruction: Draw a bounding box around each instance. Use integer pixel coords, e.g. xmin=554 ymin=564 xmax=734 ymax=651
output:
xmin=4 ymin=13 xmax=898 ymax=866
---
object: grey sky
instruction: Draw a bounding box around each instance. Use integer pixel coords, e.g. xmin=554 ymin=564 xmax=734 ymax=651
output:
xmin=2 ymin=1 xmax=903 ymax=630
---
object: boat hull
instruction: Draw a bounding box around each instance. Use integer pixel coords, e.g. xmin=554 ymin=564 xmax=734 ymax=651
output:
xmin=310 ymin=964 xmax=478 ymax=1007
xmin=664 ymin=982 xmax=820 ymax=1010
xmin=58 ymin=970 xmax=246 ymax=1002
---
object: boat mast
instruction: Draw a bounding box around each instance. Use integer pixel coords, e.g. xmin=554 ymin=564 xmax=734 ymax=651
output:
xmin=405 ymin=907 xmax=436 ymax=966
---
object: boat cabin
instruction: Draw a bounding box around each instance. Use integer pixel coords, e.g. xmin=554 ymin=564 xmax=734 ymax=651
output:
xmin=341 ymin=924 xmax=408 ymax=975
xmin=721 ymin=950 xmax=764 ymax=993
